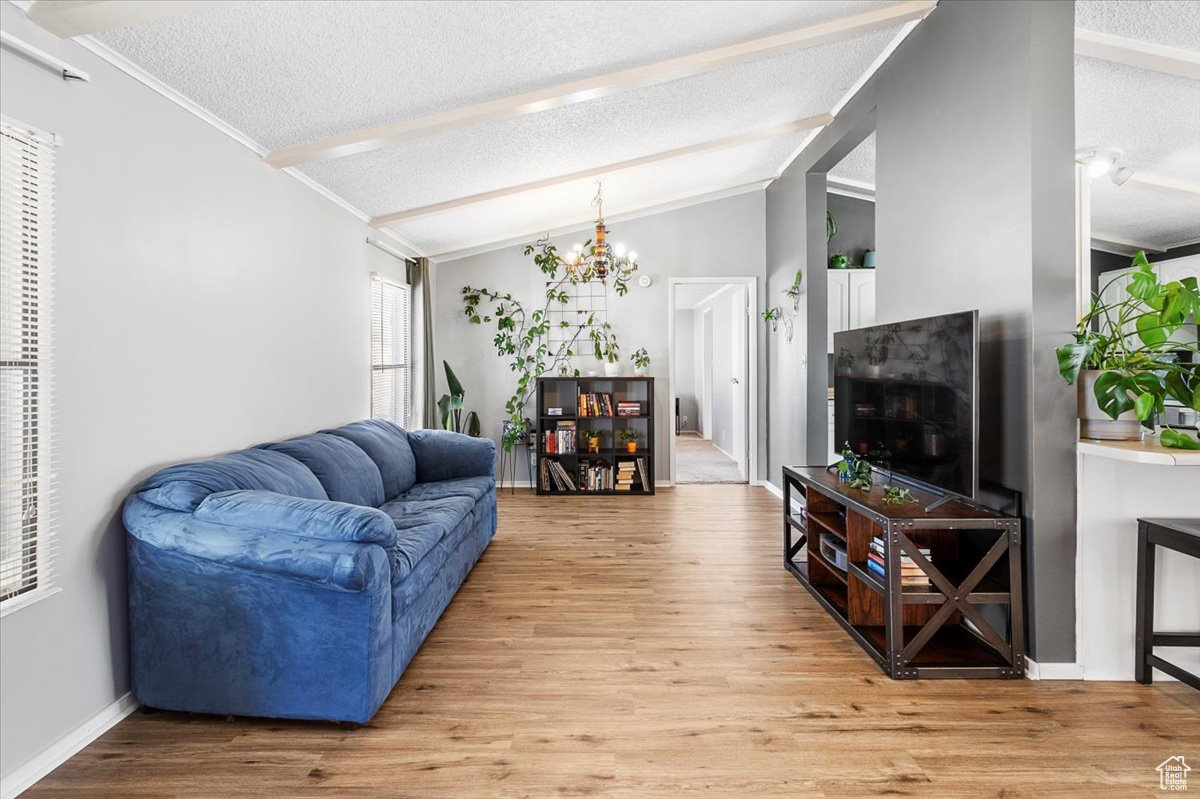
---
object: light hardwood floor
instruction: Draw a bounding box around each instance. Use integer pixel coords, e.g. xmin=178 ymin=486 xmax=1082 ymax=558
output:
xmin=26 ymin=486 xmax=1198 ymax=798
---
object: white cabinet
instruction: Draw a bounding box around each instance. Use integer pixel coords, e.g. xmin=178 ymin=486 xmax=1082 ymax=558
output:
xmin=826 ymin=270 xmax=877 ymax=352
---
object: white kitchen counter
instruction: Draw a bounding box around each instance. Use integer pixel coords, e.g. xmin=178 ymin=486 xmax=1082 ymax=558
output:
xmin=1076 ymin=437 xmax=1200 ymax=681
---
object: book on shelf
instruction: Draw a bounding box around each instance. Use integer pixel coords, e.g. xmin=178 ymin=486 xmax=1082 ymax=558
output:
xmin=543 ymin=420 xmax=577 ymax=454
xmin=867 ymin=537 xmax=932 ymax=585
xmin=543 ymin=459 xmax=577 ymax=492
xmin=635 ymin=457 xmax=650 ymax=491
xmin=615 ymin=461 xmax=637 ymax=492
xmin=616 ymin=401 xmax=642 ymax=416
xmin=578 ymin=392 xmax=613 ymax=417
xmin=579 ymin=460 xmax=613 ymax=491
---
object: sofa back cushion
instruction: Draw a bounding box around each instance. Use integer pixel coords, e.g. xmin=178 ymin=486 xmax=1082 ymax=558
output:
xmin=139 ymin=448 xmax=327 ymax=513
xmin=325 ymin=419 xmax=417 ymax=499
xmin=195 ymin=490 xmax=396 ymax=547
xmin=263 ymin=433 xmax=385 ymax=508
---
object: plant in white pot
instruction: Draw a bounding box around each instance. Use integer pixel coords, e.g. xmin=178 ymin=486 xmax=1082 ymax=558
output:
xmin=590 ymin=322 xmax=621 ymax=377
xmin=1056 ymin=251 xmax=1199 ymax=447
xmin=631 ymin=347 xmax=650 ymax=377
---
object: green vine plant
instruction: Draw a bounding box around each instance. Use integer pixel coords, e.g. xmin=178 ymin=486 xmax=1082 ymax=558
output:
xmin=1056 ymin=250 xmax=1200 ymax=449
xmin=461 ymin=235 xmax=638 ymax=451
xmin=837 ymin=443 xmax=873 ymax=491
xmin=762 ymin=270 xmax=803 ymax=342
xmin=881 ymin=485 xmax=918 ymax=505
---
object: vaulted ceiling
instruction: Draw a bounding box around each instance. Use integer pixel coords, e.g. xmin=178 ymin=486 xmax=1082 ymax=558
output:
xmin=13 ymin=0 xmax=1198 ymax=258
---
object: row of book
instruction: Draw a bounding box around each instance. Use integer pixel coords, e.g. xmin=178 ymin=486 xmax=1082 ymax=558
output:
xmin=579 ymin=393 xmax=614 ymax=417
xmin=542 ymin=421 xmax=577 ymax=454
xmin=579 ymin=460 xmax=613 ymax=491
xmin=866 ymin=536 xmax=931 ymax=586
xmin=540 ymin=458 xmax=577 ymax=492
xmin=616 ymin=401 xmax=642 ymax=417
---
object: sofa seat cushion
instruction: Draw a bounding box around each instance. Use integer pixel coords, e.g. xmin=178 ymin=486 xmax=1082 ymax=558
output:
xmin=379 ymin=495 xmax=475 ymax=580
xmin=398 ymin=476 xmax=495 ymax=504
xmin=325 ymin=420 xmax=417 ymax=499
xmin=138 ymin=449 xmax=328 ymax=513
xmin=263 ymin=433 xmax=385 ymax=508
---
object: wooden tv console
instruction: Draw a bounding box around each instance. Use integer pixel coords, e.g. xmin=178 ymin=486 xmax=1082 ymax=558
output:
xmin=782 ymin=466 xmax=1025 ymax=679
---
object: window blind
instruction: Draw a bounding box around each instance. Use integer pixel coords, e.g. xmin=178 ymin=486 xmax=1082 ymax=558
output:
xmin=370 ymin=274 xmax=412 ymax=428
xmin=1 ymin=117 xmax=57 ymax=608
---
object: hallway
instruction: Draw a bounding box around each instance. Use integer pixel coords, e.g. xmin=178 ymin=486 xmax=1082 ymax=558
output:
xmin=675 ymin=432 xmax=743 ymax=484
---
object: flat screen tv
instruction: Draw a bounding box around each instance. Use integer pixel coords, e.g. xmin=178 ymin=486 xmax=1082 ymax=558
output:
xmin=833 ymin=310 xmax=979 ymax=499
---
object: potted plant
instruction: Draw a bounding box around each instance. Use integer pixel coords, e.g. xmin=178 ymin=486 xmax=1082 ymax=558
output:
xmin=437 ymin=361 xmax=481 ymax=436
xmin=631 ymin=347 xmax=650 ymax=377
xmin=1056 ymin=251 xmax=1199 ymax=446
xmin=619 ymin=429 xmax=640 ymax=453
xmin=590 ymin=322 xmax=621 ymax=377
xmin=585 ymin=432 xmax=601 ymax=454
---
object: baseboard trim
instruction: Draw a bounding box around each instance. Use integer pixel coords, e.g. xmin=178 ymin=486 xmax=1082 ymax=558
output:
xmin=1 ymin=692 xmax=139 ymax=799
xmin=1025 ymin=657 xmax=1084 ymax=680
xmin=761 ymin=481 xmax=783 ymax=500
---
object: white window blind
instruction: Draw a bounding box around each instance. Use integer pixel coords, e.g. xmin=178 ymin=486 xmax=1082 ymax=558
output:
xmin=370 ymin=274 xmax=412 ymax=428
xmin=1 ymin=117 xmax=57 ymax=609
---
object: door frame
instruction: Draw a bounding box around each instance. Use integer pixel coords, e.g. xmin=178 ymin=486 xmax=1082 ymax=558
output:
xmin=667 ymin=276 xmax=758 ymax=486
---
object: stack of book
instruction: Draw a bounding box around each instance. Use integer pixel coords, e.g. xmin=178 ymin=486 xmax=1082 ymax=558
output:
xmin=616 ymin=401 xmax=641 ymax=417
xmin=578 ymin=393 xmax=613 ymax=417
xmin=579 ymin=460 xmax=613 ymax=491
xmin=540 ymin=459 xmax=577 ymax=492
xmin=615 ymin=460 xmax=638 ymax=491
xmin=866 ymin=536 xmax=931 ymax=587
xmin=542 ymin=421 xmax=577 ymax=453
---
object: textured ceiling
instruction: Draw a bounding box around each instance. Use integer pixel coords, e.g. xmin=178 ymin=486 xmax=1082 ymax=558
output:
xmin=398 ymin=136 xmax=792 ymax=256
xmin=1091 ymin=179 xmax=1200 ymax=249
xmin=830 ymin=131 xmax=875 ymax=186
xmin=96 ymin=0 xmax=895 ymax=150
xmin=1075 ymin=0 xmax=1200 ymax=50
xmin=87 ymin=0 xmax=913 ymax=256
xmin=304 ymin=28 xmax=897 ymax=218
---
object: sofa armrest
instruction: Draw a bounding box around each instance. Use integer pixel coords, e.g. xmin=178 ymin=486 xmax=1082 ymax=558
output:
xmin=407 ymin=430 xmax=496 ymax=482
xmin=195 ymin=490 xmax=396 ymax=548
xmin=124 ymin=495 xmax=388 ymax=592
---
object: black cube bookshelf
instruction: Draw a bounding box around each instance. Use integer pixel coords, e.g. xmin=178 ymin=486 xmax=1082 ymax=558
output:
xmin=536 ymin=376 xmax=655 ymax=496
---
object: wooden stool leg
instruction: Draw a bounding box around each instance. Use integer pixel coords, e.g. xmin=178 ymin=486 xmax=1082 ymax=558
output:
xmin=1135 ymin=521 xmax=1155 ymax=685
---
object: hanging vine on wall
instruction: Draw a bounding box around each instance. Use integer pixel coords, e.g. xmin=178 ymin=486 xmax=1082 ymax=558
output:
xmin=762 ymin=269 xmax=804 ymax=342
xmin=461 ymin=235 xmax=639 ymax=451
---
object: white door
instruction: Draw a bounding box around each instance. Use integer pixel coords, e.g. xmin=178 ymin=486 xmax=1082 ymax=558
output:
xmin=731 ymin=287 xmax=748 ymax=480
xmin=827 ymin=270 xmax=850 ymax=352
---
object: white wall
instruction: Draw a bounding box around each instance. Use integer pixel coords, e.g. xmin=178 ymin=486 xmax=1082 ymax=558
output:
xmin=672 ymin=309 xmax=697 ymax=432
xmin=692 ymin=286 xmax=741 ymax=458
xmin=0 ymin=4 xmax=407 ymax=783
xmin=433 ymin=191 xmax=767 ymax=483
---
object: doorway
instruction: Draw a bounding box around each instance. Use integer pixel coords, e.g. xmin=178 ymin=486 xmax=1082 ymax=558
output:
xmin=668 ymin=278 xmax=757 ymax=485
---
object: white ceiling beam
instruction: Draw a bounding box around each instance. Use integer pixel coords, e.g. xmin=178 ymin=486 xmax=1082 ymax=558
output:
xmin=370 ymin=114 xmax=832 ymax=227
xmin=827 ymin=176 xmax=876 ymax=202
xmin=25 ymin=1 xmax=231 ymax=38
xmin=1075 ymin=28 xmax=1200 ymax=80
xmin=265 ymin=0 xmax=937 ymax=169
xmin=428 ymin=179 xmax=773 ymax=262
xmin=1124 ymin=171 xmax=1200 ymax=200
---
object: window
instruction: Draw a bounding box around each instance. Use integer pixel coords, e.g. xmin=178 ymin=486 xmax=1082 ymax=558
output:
xmin=1 ymin=117 xmax=57 ymax=609
xmin=370 ymin=274 xmax=412 ymax=428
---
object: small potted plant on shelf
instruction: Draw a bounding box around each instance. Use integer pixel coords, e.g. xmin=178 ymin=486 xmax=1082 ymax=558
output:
xmin=619 ymin=429 xmax=640 ymax=454
xmin=590 ymin=322 xmax=621 ymax=377
xmin=1056 ymin=250 xmax=1200 ymax=446
xmin=585 ymin=432 xmax=601 ymax=454
xmin=631 ymin=347 xmax=650 ymax=377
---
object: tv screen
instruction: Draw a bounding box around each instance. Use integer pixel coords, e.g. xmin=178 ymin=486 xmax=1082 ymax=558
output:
xmin=833 ymin=310 xmax=978 ymax=499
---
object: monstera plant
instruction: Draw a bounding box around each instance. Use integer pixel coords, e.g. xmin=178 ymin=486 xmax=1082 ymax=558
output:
xmin=1056 ymin=251 xmax=1200 ymax=448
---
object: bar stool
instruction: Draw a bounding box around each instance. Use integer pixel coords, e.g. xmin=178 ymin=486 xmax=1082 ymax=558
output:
xmin=1135 ymin=518 xmax=1200 ymax=689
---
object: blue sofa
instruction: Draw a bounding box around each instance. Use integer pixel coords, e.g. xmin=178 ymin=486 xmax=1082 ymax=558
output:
xmin=122 ymin=420 xmax=496 ymax=724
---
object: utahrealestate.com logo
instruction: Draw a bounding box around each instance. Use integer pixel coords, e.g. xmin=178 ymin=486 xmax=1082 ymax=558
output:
xmin=1158 ymin=757 xmax=1191 ymax=792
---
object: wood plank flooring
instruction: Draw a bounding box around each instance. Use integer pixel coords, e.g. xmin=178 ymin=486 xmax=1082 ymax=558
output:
xmin=25 ymin=485 xmax=1198 ymax=798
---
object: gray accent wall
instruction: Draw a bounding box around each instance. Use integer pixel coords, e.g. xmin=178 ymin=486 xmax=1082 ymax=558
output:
xmin=673 ymin=309 xmax=698 ymax=432
xmin=0 ymin=4 xmax=408 ymax=781
xmin=827 ymin=193 xmax=875 ymax=268
xmin=766 ymin=0 xmax=1078 ymax=662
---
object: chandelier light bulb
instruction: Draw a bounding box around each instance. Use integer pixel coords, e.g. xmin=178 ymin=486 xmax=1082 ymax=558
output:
xmin=628 ymin=251 xmax=638 ymax=262
xmin=573 ymin=243 xmax=584 ymax=253
xmin=614 ymin=243 xmax=626 ymax=258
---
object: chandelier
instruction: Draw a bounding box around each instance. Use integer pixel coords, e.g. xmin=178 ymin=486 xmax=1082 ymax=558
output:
xmin=563 ymin=183 xmax=638 ymax=281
